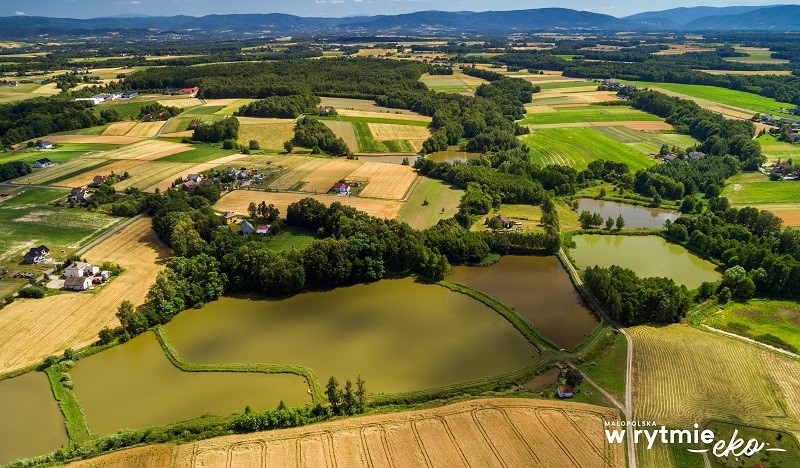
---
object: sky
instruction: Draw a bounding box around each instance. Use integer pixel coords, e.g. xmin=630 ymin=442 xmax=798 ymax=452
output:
xmin=0 ymin=0 xmax=787 ymax=19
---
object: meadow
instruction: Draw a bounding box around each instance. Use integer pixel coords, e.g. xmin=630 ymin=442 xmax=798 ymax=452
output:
xmin=696 ymin=299 xmax=800 ymax=353
xmin=755 ymin=133 xmax=800 ymax=163
xmin=521 ymin=128 xmax=656 ymax=170
xmin=396 ymin=177 xmax=464 ymax=229
xmin=632 ymin=81 xmax=795 ymax=117
xmin=579 ymin=331 xmax=627 ymax=404
xmin=592 ymin=126 xmax=699 ymax=154
xmin=236 ymin=117 xmax=295 ymax=151
xmin=13 ymin=158 xmax=113 ymax=185
xmin=519 ymin=106 xmax=662 ymax=125
xmin=722 ymin=172 xmax=800 ymax=205
xmin=0 ymin=188 xmax=121 ymax=264
xmin=155 ymin=146 xmax=235 ymax=164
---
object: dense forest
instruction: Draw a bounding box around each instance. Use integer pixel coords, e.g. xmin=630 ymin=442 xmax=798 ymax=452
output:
xmin=234 ymin=95 xmax=321 ymax=119
xmin=0 ymin=161 xmax=32 ymax=182
xmin=292 ymin=117 xmax=351 ymax=156
xmin=0 ymin=99 xmax=107 ymax=146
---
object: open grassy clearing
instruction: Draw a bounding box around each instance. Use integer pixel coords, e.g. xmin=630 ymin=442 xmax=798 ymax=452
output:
xmin=216 ymin=190 xmax=404 ymax=220
xmin=471 ymin=204 xmax=544 ymax=233
xmin=94 ymin=99 xmax=160 ymax=120
xmin=724 ymin=46 xmax=788 ymax=65
xmin=519 ymin=106 xmax=662 ymax=125
xmin=321 ymin=120 xmax=359 ymax=152
xmin=537 ymin=80 xmax=594 ymax=90
xmin=113 ymin=161 xmax=196 ymax=190
xmin=0 ymin=217 xmax=170 ymax=374
xmin=236 ymin=117 xmax=295 ymax=151
xmin=182 ymin=105 xmax=224 ymax=115
xmin=579 ymin=330 xmax=627 ymax=404
xmin=215 ymin=98 xmax=256 ymax=115
xmin=155 ymin=146 xmax=235 ymax=164
xmin=521 ymin=128 xmax=656 ymax=171
xmin=632 ymin=81 xmax=795 ymax=118
xmin=146 ymin=154 xmax=246 ymax=192
xmin=420 ymin=72 xmax=488 ymax=94
xmin=44 ymin=135 xmax=145 ymax=145
xmin=593 ymin=126 xmax=699 ymax=154
xmin=347 ymin=161 xmax=418 ymax=199
xmin=755 ymin=133 xmax=800 ymax=163
xmin=12 ymin=158 xmax=111 ymax=185
xmin=0 ymin=188 xmax=120 ymax=264
xmin=722 ymin=171 xmax=800 ymax=205
xmin=52 ymin=125 xmax=111 ymax=136
xmin=695 ymin=299 xmax=800 ymax=353
xmin=318 ymin=96 xmax=422 ymax=116
xmin=55 ymin=159 xmax=148 ymax=188
xmin=352 ymin=121 xmax=386 ymax=152
xmin=397 ymin=176 xmax=464 ymax=229
xmin=630 ymin=324 xmax=800 ymax=467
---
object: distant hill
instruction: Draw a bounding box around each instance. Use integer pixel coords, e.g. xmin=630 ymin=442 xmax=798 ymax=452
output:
xmin=625 ymin=5 xmax=780 ymax=25
xmin=685 ymin=5 xmax=800 ymax=30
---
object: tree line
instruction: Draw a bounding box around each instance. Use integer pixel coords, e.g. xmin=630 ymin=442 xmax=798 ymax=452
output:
xmin=234 ymin=95 xmax=321 ymax=119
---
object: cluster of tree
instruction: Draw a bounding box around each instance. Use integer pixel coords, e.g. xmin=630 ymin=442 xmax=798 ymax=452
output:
xmin=229 ymin=402 xmax=328 ymax=433
xmin=428 ymin=65 xmax=453 ymax=75
xmin=325 ymin=376 xmax=367 ymax=416
xmin=578 ymin=211 xmax=625 ymax=230
xmin=0 ymin=161 xmax=31 ymax=182
xmin=666 ymin=198 xmax=800 ymax=300
xmin=234 ymin=95 xmax=321 ymax=119
xmin=292 ymin=117 xmax=351 ymax=156
xmin=84 ymin=183 xmax=149 ymax=217
xmin=247 ymin=201 xmax=280 ymax=223
xmin=138 ymin=102 xmax=182 ymax=120
xmin=0 ymin=99 xmax=106 ymax=146
xmin=583 ymin=265 xmax=691 ymax=325
xmin=192 ymin=116 xmax=239 ymax=143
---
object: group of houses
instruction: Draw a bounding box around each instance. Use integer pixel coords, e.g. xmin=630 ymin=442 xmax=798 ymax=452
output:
xmin=759 ymin=114 xmax=800 ymax=142
xmin=23 ymin=245 xmax=51 ymax=265
xmin=224 ymin=166 xmax=266 ymax=185
xmin=180 ymin=173 xmax=217 ymax=191
xmin=221 ymin=212 xmax=271 ymax=236
xmin=662 ymin=151 xmax=705 ymax=163
xmin=769 ymin=161 xmax=799 ymax=180
xmin=6 ymin=142 xmax=53 ymax=153
xmin=62 ymin=261 xmax=111 ymax=291
xmin=74 ymin=91 xmax=138 ymax=106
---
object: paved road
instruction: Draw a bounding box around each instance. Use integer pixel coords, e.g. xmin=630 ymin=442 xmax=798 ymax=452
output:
xmin=559 ymin=248 xmax=637 ymax=468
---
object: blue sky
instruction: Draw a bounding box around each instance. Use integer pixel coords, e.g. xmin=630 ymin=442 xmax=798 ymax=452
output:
xmin=0 ymin=0 xmax=786 ymax=19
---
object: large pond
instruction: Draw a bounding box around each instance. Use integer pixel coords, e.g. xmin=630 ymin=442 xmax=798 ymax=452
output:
xmin=425 ymin=151 xmax=482 ymax=164
xmin=447 ymin=256 xmax=598 ymax=349
xmin=162 ymin=278 xmax=538 ymax=395
xmin=0 ymin=372 xmax=68 ymax=465
xmin=576 ymin=198 xmax=681 ymax=229
xmin=70 ymin=332 xmax=310 ymax=435
xmin=571 ymin=235 xmax=721 ymax=289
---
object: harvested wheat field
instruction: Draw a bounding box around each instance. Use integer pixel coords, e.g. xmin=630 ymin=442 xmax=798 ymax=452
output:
xmin=236 ymin=117 xmax=296 ymax=151
xmin=336 ymin=109 xmax=432 ymax=122
xmin=589 ymin=121 xmax=674 ymax=131
xmin=318 ymin=97 xmax=424 ymax=117
xmin=216 ymin=190 xmax=404 ymax=219
xmin=0 ymin=217 xmax=171 ymax=374
xmin=44 ymin=135 xmax=145 ymax=145
xmin=114 ymin=161 xmax=195 ymax=190
xmin=631 ymin=324 xmax=800 ymax=438
xmin=69 ymin=445 xmax=176 ymax=468
xmin=102 ymin=121 xmax=138 ymax=136
xmin=524 ymin=104 xmax=558 ymax=113
xmin=123 ymin=121 xmax=166 ymax=138
xmin=156 ymin=97 xmax=204 ymax=108
xmin=145 ymin=154 xmax=248 ymax=192
xmin=268 ymin=158 xmax=329 ymax=191
xmin=298 ymin=158 xmax=362 ymax=194
xmin=14 ymin=158 xmax=109 ymax=185
xmin=99 ymin=140 xmax=192 ymax=161
xmin=367 ymin=123 xmax=431 ymax=147
xmin=55 ymin=160 xmax=148 ymax=188
xmin=348 ymin=162 xmax=418 ymax=199
xmin=321 ymin=120 xmax=359 ymax=151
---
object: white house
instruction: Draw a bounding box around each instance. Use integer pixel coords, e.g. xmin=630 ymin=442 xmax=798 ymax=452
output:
xmin=556 ymin=385 xmax=574 ymax=398
xmin=333 ymin=182 xmax=350 ymax=194
xmin=75 ymin=97 xmax=104 ymax=105
xmin=33 ymin=158 xmax=54 ymax=168
xmin=64 ymin=276 xmax=92 ymax=291
xmin=64 ymin=261 xmax=98 ymax=278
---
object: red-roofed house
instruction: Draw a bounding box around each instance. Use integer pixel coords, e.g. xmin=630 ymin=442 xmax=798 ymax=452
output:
xmin=556 ymin=385 xmax=573 ymax=398
xmin=179 ymin=86 xmax=200 ymax=95
xmin=333 ymin=182 xmax=350 ymax=194
xmin=256 ymin=225 xmax=270 ymax=235
xmin=90 ymin=175 xmax=108 ymax=187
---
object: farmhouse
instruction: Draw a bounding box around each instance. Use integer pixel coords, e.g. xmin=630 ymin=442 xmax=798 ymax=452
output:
xmin=33 ymin=158 xmax=54 ymax=168
xmin=37 ymin=141 xmax=53 ymax=150
xmin=64 ymin=276 xmax=93 ymax=292
xmin=64 ymin=261 xmax=99 ymax=278
xmin=687 ymin=151 xmax=706 ymax=160
xmin=256 ymin=225 xmax=271 ymax=235
xmin=760 ymin=114 xmax=776 ymax=124
xmin=556 ymin=385 xmax=574 ymax=398
xmin=221 ymin=211 xmax=237 ymax=224
xmin=75 ymin=97 xmax=104 ymax=105
xmin=121 ymin=91 xmax=139 ymax=99
xmin=23 ymin=245 xmax=50 ymax=264
xmin=240 ymin=220 xmax=255 ymax=236
xmin=8 ymin=144 xmax=20 ymax=151
xmin=179 ymin=86 xmax=200 ymax=95
xmin=495 ymin=215 xmax=513 ymax=229
xmin=90 ymin=175 xmax=108 ymax=187
xmin=69 ymin=187 xmax=90 ymax=204
xmin=333 ymin=182 xmax=350 ymax=194
xmin=186 ymin=174 xmax=202 ymax=183
xmin=183 ymin=180 xmax=197 ymax=190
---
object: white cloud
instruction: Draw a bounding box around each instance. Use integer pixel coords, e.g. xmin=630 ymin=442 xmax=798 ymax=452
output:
xmin=130 ymin=0 xmax=141 ymax=4
xmin=14 ymin=10 xmax=26 ymax=16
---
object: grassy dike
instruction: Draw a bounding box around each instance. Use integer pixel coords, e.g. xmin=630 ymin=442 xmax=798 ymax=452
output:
xmin=152 ymin=326 xmax=325 ymax=403
xmin=44 ymin=367 xmax=91 ymax=444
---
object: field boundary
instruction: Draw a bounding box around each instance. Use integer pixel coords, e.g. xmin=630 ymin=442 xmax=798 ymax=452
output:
xmin=700 ymin=324 xmax=800 ymax=360
xmin=45 ymin=366 xmax=92 ymax=444
xmin=152 ymin=327 xmax=325 ymax=403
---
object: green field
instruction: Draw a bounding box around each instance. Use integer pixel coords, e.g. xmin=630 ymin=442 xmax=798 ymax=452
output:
xmin=579 ymin=330 xmax=627 ymax=403
xmin=519 ymin=106 xmax=662 ymax=125
xmin=93 ymin=101 xmax=153 ymax=119
xmin=183 ymin=105 xmax=224 ymax=115
xmin=263 ymin=226 xmax=316 ymax=252
xmin=52 ymin=125 xmax=111 ymax=136
xmin=335 ymin=115 xmax=430 ymax=127
xmin=13 ymin=158 xmax=114 ymax=185
xmin=352 ymin=122 xmax=386 ymax=152
xmin=632 ymin=81 xmax=795 ymax=117
xmin=697 ymin=299 xmax=800 ymax=353
xmin=706 ymin=421 xmax=800 ymax=467
xmin=593 ymin=126 xmax=699 ymax=154
xmin=397 ymin=176 xmax=464 ymax=230
xmin=0 ymin=188 xmax=121 ymax=264
xmin=0 ymin=144 xmax=118 ymax=165
xmin=521 ymin=128 xmax=656 ymax=170
xmin=156 ymin=147 xmax=235 ymax=163
xmin=536 ymin=81 xmax=593 ymax=90
xmin=722 ymin=172 xmax=800 ymax=205
xmin=755 ymin=133 xmax=800 ymax=163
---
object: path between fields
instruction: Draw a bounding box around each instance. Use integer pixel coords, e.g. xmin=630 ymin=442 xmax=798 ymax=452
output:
xmin=701 ymin=324 xmax=800 ymax=359
xmin=560 ymin=248 xmax=637 ymax=468
xmin=73 ymin=213 xmax=145 ymax=257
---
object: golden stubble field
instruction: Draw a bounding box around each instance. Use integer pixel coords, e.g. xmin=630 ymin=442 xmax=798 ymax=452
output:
xmin=630 ymin=324 xmax=800 ymax=466
xmin=348 ymin=162 xmax=417 ymax=199
xmin=54 ymin=160 xmax=148 ymax=188
xmin=216 ymin=190 xmax=404 ymax=219
xmin=0 ymin=217 xmax=171 ymax=374
xmin=69 ymin=398 xmax=624 ymax=468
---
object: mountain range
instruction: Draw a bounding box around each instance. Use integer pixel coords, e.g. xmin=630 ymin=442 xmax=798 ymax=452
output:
xmin=0 ymin=5 xmax=799 ymax=38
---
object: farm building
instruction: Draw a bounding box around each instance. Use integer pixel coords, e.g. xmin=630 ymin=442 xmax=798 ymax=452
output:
xmin=23 ymin=245 xmax=50 ymax=264
xmin=183 ymin=180 xmax=197 ymax=190
xmin=221 ymin=211 xmax=237 ymax=224
xmin=8 ymin=144 xmax=20 ymax=151
xmin=687 ymin=151 xmax=705 ymax=160
xmin=256 ymin=225 xmax=271 ymax=235
xmin=69 ymin=188 xmax=90 ymax=204
xmin=556 ymin=385 xmax=574 ymax=398
xmin=333 ymin=182 xmax=350 ymax=194
xmin=32 ymin=158 xmax=54 ymax=168
xmin=240 ymin=220 xmax=255 ymax=236
xmin=179 ymin=86 xmax=200 ymax=95
xmin=90 ymin=175 xmax=108 ymax=187
xmin=36 ymin=141 xmax=53 ymax=150
xmin=495 ymin=215 xmax=513 ymax=229
xmin=121 ymin=91 xmax=139 ymax=99
xmin=64 ymin=262 xmax=99 ymax=278
xmin=75 ymin=97 xmax=104 ymax=105
xmin=64 ymin=276 xmax=92 ymax=291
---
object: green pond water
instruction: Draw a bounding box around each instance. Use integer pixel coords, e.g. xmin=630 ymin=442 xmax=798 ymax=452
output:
xmin=70 ymin=332 xmax=310 ymax=435
xmin=571 ymin=235 xmax=721 ymax=289
xmin=0 ymin=372 xmax=68 ymax=465
xmin=447 ymin=256 xmax=598 ymax=349
xmin=576 ymin=198 xmax=680 ymax=229
xmin=162 ymin=278 xmax=538 ymax=394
